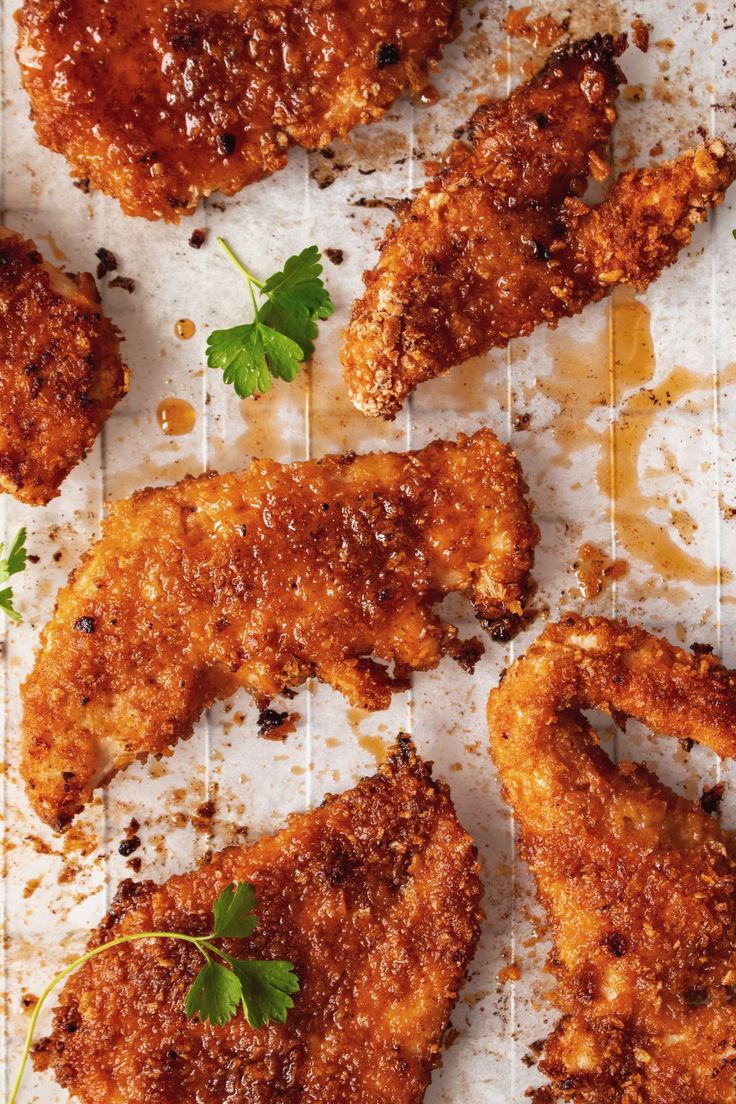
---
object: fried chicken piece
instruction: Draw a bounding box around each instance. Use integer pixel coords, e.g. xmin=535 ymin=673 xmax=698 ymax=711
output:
xmin=0 ymin=229 xmax=126 ymax=504
xmin=34 ymin=738 xmax=482 ymax=1104
xmin=23 ymin=428 xmax=538 ymax=829
xmin=343 ymin=35 xmax=736 ymax=418
xmin=15 ymin=0 xmax=459 ymax=221
xmin=487 ymin=614 xmax=736 ymax=1104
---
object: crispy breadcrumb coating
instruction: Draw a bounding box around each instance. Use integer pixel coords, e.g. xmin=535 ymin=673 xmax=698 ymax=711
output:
xmin=35 ymin=739 xmax=482 ymax=1104
xmin=343 ymin=35 xmax=736 ymax=418
xmin=23 ymin=429 xmax=538 ymax=829
xmin=0 ymin=229 xmax=126 ymax=504
xmin=488 ymin=614 xmax=736 ymax=1104
xmin=15 ymin=0 xmax=460 ymax=220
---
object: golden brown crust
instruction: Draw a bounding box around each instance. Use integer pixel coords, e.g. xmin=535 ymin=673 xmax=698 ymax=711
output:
xmin=0 ymin=229 xmax=127 ymax=504
xmin=342 ymin=36 xmax=736 ymax=418
xmin=487 ymin=614 xmax=736 ymax=1104
xmin=35 ymin=739 xmax=483 ymax=1104
xmin=15 ymin=0 xmax=459 ymax=221
xmin=22 ymin=428 xmax=538 ymax=830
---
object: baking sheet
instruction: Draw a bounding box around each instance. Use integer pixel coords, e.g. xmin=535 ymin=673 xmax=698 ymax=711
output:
xmin=1 ymin=0 xmax=735 ymax=1098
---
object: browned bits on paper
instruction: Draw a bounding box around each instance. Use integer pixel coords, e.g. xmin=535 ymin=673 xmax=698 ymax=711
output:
xmin=257 ymin=708 xmax=300 ymax=740
xmin=108 ymin=275 xmax=136 ymax=293
xmin=631 ymin=17 xmax=651 ymax=52
xmin=503 ymin=6 xmax=566 ymax=48
xmin=574 ymin=543 xmax=628 ymax=599
xmin=95 ymin=247 xmax=118 ymax=279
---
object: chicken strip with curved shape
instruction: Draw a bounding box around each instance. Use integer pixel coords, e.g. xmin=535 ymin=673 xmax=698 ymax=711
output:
xmin=343 ymin=35 xmax=736 ymax=418
xmin=33 ymin=739 xmax=482 ymax=1104
xmin=488 ymin=614 xmax=736 ymax=1104
xmin=15 ymin=0 xmax=460 ymax=221
xmin=23 ymin=428 xmax=538 ymax=829
xmin=0 ymin=229 xmax=127 ymax=504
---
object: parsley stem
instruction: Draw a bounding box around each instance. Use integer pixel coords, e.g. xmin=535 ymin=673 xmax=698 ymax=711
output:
xmin=217 ymin=237 xmax=265 ymax=290
xmin=8 ymin=930 xmax=208 ymax=1104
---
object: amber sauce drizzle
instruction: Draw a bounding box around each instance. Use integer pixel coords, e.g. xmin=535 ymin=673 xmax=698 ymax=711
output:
xmin=157 ymin=398 xmax=196 ymax=436
xmin=346 ymin=707 xmax=388 ymax=765
xmin=174 ymin=318 xmax=196 ymax=340
xmin=530 ymin=287 xmax=730 ymax=585
xmin=606 ymin=292 xmax=731 ymax=585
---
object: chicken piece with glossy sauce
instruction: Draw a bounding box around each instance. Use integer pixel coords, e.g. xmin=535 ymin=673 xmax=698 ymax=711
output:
xmin=488 ymin=614 xmax=736 ymax=1104
xmin=35 ymin=739 xmax=482 ymax=1104
xmin=343 ymin=35 xmax=736 ymax=417
xmin=0 ymin=229 xmax=127 ymax=504
xmin=16 ymin=0 xmax=460 ymax=220
xmin=23 ymin=428 xmax=538 ymax=829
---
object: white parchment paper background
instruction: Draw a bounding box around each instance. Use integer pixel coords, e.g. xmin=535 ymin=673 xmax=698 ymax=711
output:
xmin=1 ymin=0 xmax=735 ymax=1098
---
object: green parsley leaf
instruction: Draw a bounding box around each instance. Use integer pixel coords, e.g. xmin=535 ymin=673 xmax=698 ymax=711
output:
xmin=206 ymin=239 xmax=333 ymax=398
xmin=262 ymin=245 xmax=334 ymax=321
xmin=230 ymin=959 xmax=300 ymax=1029
xmin=0 ymin=527 xmax=27 ymax=623
xmin=5 ymin=528 xmax=27 ymax=576
xmin=212 ymin=882 xmax=259 ymax=939
xmin=207 ymin=322 xmax=304 ymax=398
xmin=258 ymin=300 xmax=319 ymax=361
xmin=8 ymin=880 xmax=299 ymax=1104
xmin=185 ymin=959 xmax=243 ymax=1026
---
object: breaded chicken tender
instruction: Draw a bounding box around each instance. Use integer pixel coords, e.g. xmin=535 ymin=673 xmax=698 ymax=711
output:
xmin=488 ymin=614 xmax=736 ymax=1104
xmin=343 ymin=35 xmax=736 ymax=418
xmin=0 ymin=229 xmax=126 ymax=504
xmin=15 ymin=0 xmax=460 ymax=221
xmin=23 ymin=428 xmax=538 ymax=829
xmin=34 ymin=739 xmax=482 ymax=1104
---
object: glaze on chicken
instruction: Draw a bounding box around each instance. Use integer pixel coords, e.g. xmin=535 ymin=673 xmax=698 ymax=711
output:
xmin=23 ymin=429 xmax=538 ymax=829
xmin=488 ymin=615 xmax=736 ymax=1104
xmin=16 ymin=0 xmax=460 ymax=220
xmin=0 ymin=229 xmax=126 ymax=503
xmin=35 ymin=739 xmax=482 ymax=1104
xmin=343 ymin=35 xmax=736 ymax=417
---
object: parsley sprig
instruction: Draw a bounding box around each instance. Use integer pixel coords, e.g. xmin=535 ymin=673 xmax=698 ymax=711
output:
xmin=9 ymin=882 xmax=298 ymax=1104
xmin=206 ymin=240 xmax=334 ymax=398
xmin=0 ymin=527 xmax=27 ymax=623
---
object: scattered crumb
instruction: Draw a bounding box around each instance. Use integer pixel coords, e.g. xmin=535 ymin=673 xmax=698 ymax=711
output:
xmin=574 ymin=543 xmax=628 ymax=599
xmin=503 ymin=6 xmax=567 ymax=48
xmin=701 ymin=782 xmax=725 ymax=815
xmin=189 ymin=228 xmax=207 ymax=249
xmin=95 ymin=247 xmax=117 ymax=278
xmin=325 ymin=247 xmax=344 ymax=265
xmin=108 ymin=275 xmax=136 ymax=293
xmin=498 ymin=962 xmax=521 ymax=984
xmin=192 ymin=800 xmax=216 ymax=831
xmin=257 ymin=708 xmax=300 ymax=740
xmin=631 ymin=16 xmax=651 ymax=52
xmin=118 ymin=835 xmax=141 ymax=857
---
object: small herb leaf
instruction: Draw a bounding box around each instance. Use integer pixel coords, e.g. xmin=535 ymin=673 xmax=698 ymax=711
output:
xmin=207 ymin=241 xmax=333 ymax=399
xmin=258 ymin=300 xmax=319 ymax=360
xmin=230 ymin=959 xmax=300 ymax=1030
xmin=0 ymin=587 xmax=22 ymax=623
xmin=185 ymin=960 xmax=243 ymax=1027
xmin=262 ymin=245 xmax=334 ymax=321
xmin=0 ymin=527 xmax=27 ymax=623
xmin=212 ymin=882 xmax=259 ymax=940
xmin=207 ymin=322 xmax=303 ymax=398
xmin=5 ymin=528 xmax=27 ymax=577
